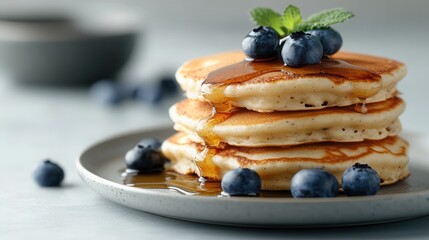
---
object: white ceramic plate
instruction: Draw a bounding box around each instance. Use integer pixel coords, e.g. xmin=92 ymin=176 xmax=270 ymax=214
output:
xmin=76 ymin=127 xmax=429 ymax=227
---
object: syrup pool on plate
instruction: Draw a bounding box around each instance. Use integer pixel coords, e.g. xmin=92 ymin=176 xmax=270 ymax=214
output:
xmin=121 ymin=169 xmax=294 ymax=198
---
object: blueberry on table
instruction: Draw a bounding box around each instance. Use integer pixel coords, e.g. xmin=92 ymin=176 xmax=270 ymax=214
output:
xmin=281 ymin=32 xmax=323 ymax=67
xmin=125 ymin=139 xmax=166 ymax=172
xmin=133 ymin=83 xmax=163 ymax=104
xmin=221 ymin=168 xmax=261 ymax=196
xmin=342 ymin=163 xmax=380 ymax=196
xmin=89 ymin=80 xmax=124 ymax=105
xmin=291 ymin=169 xmax=339 ymax=198
xmin=307 ymin=28 xmax=342 ymax=55
xmin=160 ymin=75 xmax=179 ymax=94
xmin=242 ymin=26 xmax=280 ymax=61
xmin=33 ymin=160 xmax=65 ymax=187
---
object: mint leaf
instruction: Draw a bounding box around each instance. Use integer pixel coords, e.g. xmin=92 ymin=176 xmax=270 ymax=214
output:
xmin=296 ymin=8 xmax=354 ymax=31
xmin=250 ymin=8 xmax=286 ymax=36
xmin=249 ymin=6 xmax=354 ymax=36
xmin=282 ymin=5 xmax=302 ymax=34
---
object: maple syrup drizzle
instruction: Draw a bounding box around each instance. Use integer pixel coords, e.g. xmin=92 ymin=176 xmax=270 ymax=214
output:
xmin=195 ymin=106 xmax=237 ymax=146
xmin=193 ymin=147 xmax=221 ymax=180
xmin=194 ymin=58 xmax=382 ymax=180
xmin=355 ymin=98 xmax=368 ymax=114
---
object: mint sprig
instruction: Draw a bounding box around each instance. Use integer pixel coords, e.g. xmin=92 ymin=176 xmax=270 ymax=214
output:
xmin=250 ymin=5 xmax=354 ymax=37
xmin=249 ymin=8 xmax=286 ymax=36
xmin=296 ymin=8 xmax=354 ymax=31
xmin=282 ymin=5 xmax=302 ymax=34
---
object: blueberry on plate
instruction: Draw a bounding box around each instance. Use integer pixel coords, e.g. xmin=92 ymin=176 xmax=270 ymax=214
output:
xmin=242 ymin=26 xmax=280 ymax=61
xmin=125 ymin=138 xmax=166 ymax=172
xmin=89 ymin=79 xmax=125 ymax=105
xmin=307 ymin=28 xmax=342 ymax=55
xmin=281 ymin=32 xmax=323 ymax=67
xmin=33 ymin=160 xmax=65 ymax=187
xmin=138 ymin=138 xmax=162 ymax=151
xmin=342 ymin=163 xmax=380 ymax=196
xmin=291 ymin=169 xmax=339 ymax=198
xmin=221 ymin=168 xmax=261 ymax=196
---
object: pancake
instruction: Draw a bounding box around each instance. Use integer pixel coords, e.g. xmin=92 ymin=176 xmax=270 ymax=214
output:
xmin=170 ymin=97 xmax=405 ymax=147
xmin=161 ymin=132 xmax=410 ymax=191
xmin=176 ymin=51 xmax=406 ymax=112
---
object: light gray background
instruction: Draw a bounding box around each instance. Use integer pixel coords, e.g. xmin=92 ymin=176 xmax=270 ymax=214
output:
xmin=1 ymin=0 xmax=429 ymax=239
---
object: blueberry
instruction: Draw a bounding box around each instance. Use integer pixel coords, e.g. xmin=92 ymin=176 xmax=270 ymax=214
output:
xmin=307 ymin=28 xmax=342 ymax=55
xmin=125 ymin=139 xmax=166 ymax=171
xmin=159 ymin=75 xmax=179 ymax=94
xmin=291 ymin=169 xmax=339 ymax=198
xmin=281 ymin=32 xmax=323 ymax=67
xmin=133 ymin=83 xmax=163 ymax=104
xmin=242 ymin=26 xmax=280 ymax=61
xmin=33 ymin=160 xmax=65 ymax=187
xmin=89 ymin=80 xmax=125 ymax=105
xmin=221 ymin=168 xmax=261 ymax=196
xmin=342 ymin=163 xmax=380 ymax=196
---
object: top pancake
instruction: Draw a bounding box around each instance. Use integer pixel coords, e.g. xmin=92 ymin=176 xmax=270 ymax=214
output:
xmin=176 ymin=51 xmax=406 ymax=112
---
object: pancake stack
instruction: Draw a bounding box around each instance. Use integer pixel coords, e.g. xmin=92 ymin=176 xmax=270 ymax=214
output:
xmin=161 ymin=51 xmax=409 ymax=190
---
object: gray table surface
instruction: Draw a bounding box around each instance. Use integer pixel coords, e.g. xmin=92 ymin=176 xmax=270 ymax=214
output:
xmin=2 ymin=9 xmax=429 ymax=240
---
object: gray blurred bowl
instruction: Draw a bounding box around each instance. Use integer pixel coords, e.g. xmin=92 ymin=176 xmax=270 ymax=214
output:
xmin=0 ymin=9 xmax=139 ymax=85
